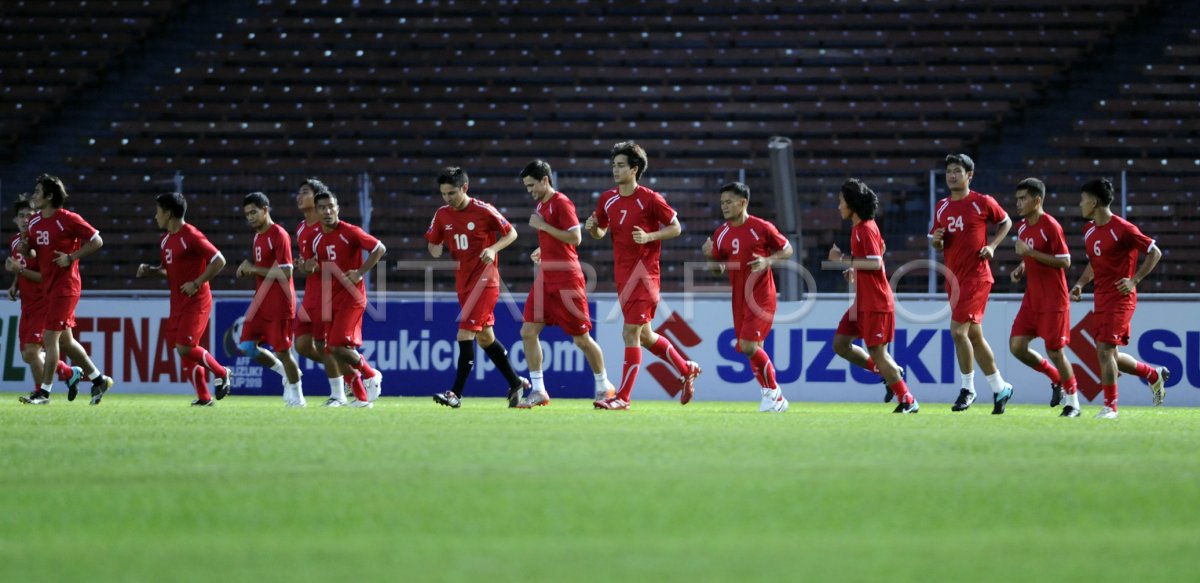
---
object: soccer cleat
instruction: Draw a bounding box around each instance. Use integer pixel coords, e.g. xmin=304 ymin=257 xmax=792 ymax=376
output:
xmin=282 ymin=384 xmax=296 ymax=407
xmin=951 ymin=389 xmax=975 ymax=412
xmin=882 ymin=367 xmax=905 ymax=403
xmin=1095 ymin=406 xmax=1119 ymax=420
xmin=191 ymin=398 xmax=214 ymax=407
xmin=594 ymin=397 xmax=630 ymax=410
xmin=893 ymin=396 xmax=920 ymax=414
xmin=349 ymin=399 xmax=373 ymax=409
xmin=66 ymin=366 xmax=83 ymax=401
xmin=364 ymin=372 xmax=384 ymax=402
xmin=507 ymin=377 xmax=531 ymax=408
xmin=760 ymin=387 xmax=788 ymax=413
xmin=516 ymin=390 xmax=551 ymax=409
xmin=595 ymin=379 xmax=616 ymax=401
xmin=89 ymin=375 xmax=113 ymax=405
xmin=433 ymin=390 xmax=462 ymax=409
xmin=322 ymin=397 xmax=347 ymax=407
xmin=680 ymin=361 xmax=701 ymax=405
xmin=20 ymin=389 xmax=50 ymax=405
xmin=288 ymin=394 xmax=307 ymax=408
xmin=992 ymin=384 xmax=1014 ymax=415
xmin=1149 ymin=366 xmax=1169 ymax=406
xmin=214 ymin=370 xmax=233 ymax=400
xmin=1060 ymin=405 xmax=1080 ymax=418
xmin=1049 ymin=382 xmax=1064 ymax=408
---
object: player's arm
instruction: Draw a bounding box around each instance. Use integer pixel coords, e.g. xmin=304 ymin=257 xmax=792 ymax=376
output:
xmin=530 ymin=214 xmax=582 ymax=246
xmin=480 ymin=228 xmax=517 ymax=265
xmin=701 ymin=237 xmax=724 ymax=275
xmin=55 ymin=232 xmax=103 ymax=268
xmin=135 ymin=263 xmax=166 ymax=279
xmin=353 ymin=242 xmax=387 ymax=281
xmin=822 ymin=243 xmax=882 ymax=271
xmin=1014 ymin=240 xmax=1070 ymax=269
xmin=748 ymin=241 xmax=794 ymax=272
xmin=980 ymin=215 xmax=1012 ymax=259
xmin=1070 ymin=263 xmax=1094 ymax=301
xmin=5 ymin=257 xmax=43 ymax=283
xmin=181 ymin=252 xmax=226 ymax=296
xmin=1118 ymin=243 xmax=1163 ymax=295
xmin=585 ymin=212 xmax=607 ymax=239
xmin=237 ymin=260 xmax=293 ymax=281
xmin=635 ymin=217 xmax=681 ymax=243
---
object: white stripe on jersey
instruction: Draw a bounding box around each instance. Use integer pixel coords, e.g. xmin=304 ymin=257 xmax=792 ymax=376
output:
xmin=935 ymin=200 xmax=950 ymax=223
xmin=714 ymin=224 xmax=731 ymax=249
xmin=1084 ymin=225 xmax=1096 ymax=241
xmin=750 ymin=228 xmax=760 ymax=241
xmin=1040 ymin=230 xmax=1048 ymax=242
xmin=971 ymin=202 xmax=982 ymax=215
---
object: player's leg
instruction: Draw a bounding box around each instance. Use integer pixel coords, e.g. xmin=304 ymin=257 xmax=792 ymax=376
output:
xmin=1114 ymin=351 xmax=1168 ymax=406
xmin=833 ymin=310 xmax=876 ymax=371
xmin=518 ymin=321 xmax=552 ymax=408
xmin=968 ymin=322 xmax=1011 ymax=414
xmin=869 ymin=343 xmax=916 ymax=413
xmin=175 ymin=307 xmax=230 ymax=399
xmin=1095 ymin=342 xmax=1120 ymax=418
xmin=640 ymin=328 xmax=699 ymax=406
xmin=947 ymin=319 xmax=979 ymax=411
xmin=603 ymin=321 xmax=644 ymax=408
xmin=572 ymin=333 xmax=613 ymax=401
xmin=742 ymin=339 xmax=784 ymax=413
xmin=477 ymin=326 xmax=529 ymax=407
xmin=19 ymin=342 xmax=45 ymax=401
xmin=1047 ymin=347 xmax=1080 ymax=416
xmin=321 ymin=347 xmax=349 ymax=406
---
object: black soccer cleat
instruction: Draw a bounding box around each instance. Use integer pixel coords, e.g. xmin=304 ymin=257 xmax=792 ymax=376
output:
xmin=20 ymin=388 xmax=50 ymax=405
xmin=508 ymin=377 xmax=531 ymax=408
xmin=893 ymin=396 xmax=919 ymax=414
xmin=214 ymin=370 xmax=233 ymax=400
xmin=882 ymin=367 xmax=906 ymax=403
xmin=951 ymin=389 xmax=975 ymax=412
xmin=191 ymin=398 xmax=214 ymax=407
xmin=90 ymin=375 xmax=113 ymax=405
xmin=66 ymin=366 xmax=83 ymax=401
xmin=1059 ymin=405 xmax=1080 ymax=418
xmin=433 ymin=390 xmax=462 ymax=409
xmin=991 ymin=384 xmax=1014 ymax=415
xmin=1049 ymin=382 xmax=1064 ymax=408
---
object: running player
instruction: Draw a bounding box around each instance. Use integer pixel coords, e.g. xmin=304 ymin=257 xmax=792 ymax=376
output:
xmin=294 ymin=179 xmax=334 ymax=404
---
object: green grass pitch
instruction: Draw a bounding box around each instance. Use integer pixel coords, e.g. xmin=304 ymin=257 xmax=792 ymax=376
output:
xmin=2 ymin=394 xmax=1198 ymax=582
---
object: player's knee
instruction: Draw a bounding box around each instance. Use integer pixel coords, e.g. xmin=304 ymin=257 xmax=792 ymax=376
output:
xmin=832 ymin=335 xmax=852 ymax=356
xmin=520 ymin=324 xmax=539 ymax=341
xmin=1008 ymin=338 xmax=1025 ymax=356
xmin=737 ymin=341 xmax=757 ymax=356
xmin=20 ymin=346 xmax=38 ymax=362
xmin=175 ymin=344 xmax=195 ymax=356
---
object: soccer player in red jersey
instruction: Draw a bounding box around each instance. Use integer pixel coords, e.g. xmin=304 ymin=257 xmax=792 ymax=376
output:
xmin=929 ymin=154 xmax=1014 ymax=413
xmin=21 ymin=174 xmax=113 ymax=405
xmin=6 ymin=198 xmax=83 ymax=401
xmin=1069 ymin=178 xmax=1168 ymax=419
xmin=827 ymin=179 xmax=919 ymax=413
xmin=312 ymin=190 xmax=386 ymax=408
xmin=701 ymin=182 xmax=793 ymax=412
xmin=425 ymin=166 xmax=530 ymax=408
xmin=515 ymin=160 xmax=614 ymax=408
xmin=136 ymin=192 xmax=230 ymax=406
xmin=585 ymin=141 xmax=701 ymax=410
xmin=236 ymin=192 xmax=304 ymax=407
xmin=1007 ymin=178 xmax=1080 ymax=417
xmin=293 ymin=179 xmax=336 ymax=404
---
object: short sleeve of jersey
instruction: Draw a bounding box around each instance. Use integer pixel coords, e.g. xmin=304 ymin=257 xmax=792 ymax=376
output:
xmin=484 ymin=204 xmax=514 ymax=236
xmin=650 ymin=192 xmax=678 ymax=227
xmin=710 ymin=226 xmax=727 ymax=260
xmin=1121 ymin=220 xmax=1155 ymax=253
xmin=1048 ymin=219 xmax=1070 ymax=257
xmin=549 ymin=194 xmax=580 ymax=232
xmin=271 ymin=227 xmax=293 ymax=266
xmin=984 ymin=195 xmax=1007 ymax=224
xmin=64 ymin=211 xmax=99 ymax=240
xmin=352 ymin=225 xmax=382 ymax=252
xmin=189 ymin=228 xmax=220 ymax=261
xmin=764 ymin=221 xmax=790 ymax=253
xmin=424 ymin=210 xmax=445 ymax=245
xmin=930 ymin=199 xmax=946 ymax=235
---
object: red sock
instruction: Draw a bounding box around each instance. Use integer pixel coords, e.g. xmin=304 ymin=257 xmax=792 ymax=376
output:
xmin=749 ymin=349 xmax=777 ymax=389
xmin=345 ymin=373 xmax=368 ymax=401
xmin=889 ymin=379 xmax=912 ymax=404
xmin=1134 ymin=362 xmax=1158 ymax=384
xmin=1063 ymin=376 xmax=1078 ymax=395
xmin=55 ymin=360 xmax=73 ymax=382
xmin=1033 ymin=359 xmax=1062 ymax=384
xmin=184 ymin=346 xmax=227 ymax=377
xmin=186 ymin=359 xmax=211 ymax=401
xmin=352 ymin=355 xmax=377 ymax=380
xmin=648 ymin=336 xmax=689 ymax=376
xmin=617 ymin=347 xmax=642 ymax=402
xmin=1102 ymin=383 xmax=1118 ymax=410
xmin=864 ymin=357 xmax=878 ymax=374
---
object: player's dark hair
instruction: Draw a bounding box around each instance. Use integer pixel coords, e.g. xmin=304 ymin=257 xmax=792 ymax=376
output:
xmin=313 ymin=190 xmax=338 ymax=206
xmin=156 ymin=192 xmax=188 ymax=220
xmin=243 ymin=192 xmax=270 ymax=209
xmin=720 ymin=181 xmax=751 ymax=202
xmin=12 ymin=197 xmax=31 ymax=216
xmin=841 ymin=178 xmax=878 ymax=220
xmin=299 ymin=177 xmax=330 ymax=197
xmin=611 ymin=141 xmax=648 ymax=180
xmin=437 ymin=167 xmax=469 ymax=188
xmin=1081 ymin=178 xmax=1114 ymax=206
xmin=520 ymin=160 xmax=554 ymax=188
xmin=1016 ymin=177 xmax=1045 ymax=199
xmin=945 ymin=153 xmax=975 ymax=173
xmin=35 ymin=174 xmax=69 ymax=207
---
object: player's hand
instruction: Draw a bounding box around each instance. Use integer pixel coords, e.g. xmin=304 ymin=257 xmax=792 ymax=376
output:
xmin=530 ymin=247 xmax=541 ymax=264
xmin=584 ymin=213 xmax=598 ymax=232
xmin=1116 ymin=278 xmax=1137 ymax=295
xmin=236 ymin=259 xmax=254 ymax=278
xmin=529 ymin=213 xmax=547 ymax=231
xmin=1014 ymin=239 xmax=1031 ymax=256
xmin=136 ymin=263 xmax=153 ymax=278
xmin=345 ymin=269 xmax=363 ymax=285
xmin=978 ymin=245 xmax=995 ymax=260
xmin=4 ymin=257 xmax=20 ymax=273
xmin=181 ymin=280 xmax=199 ymax=296
xmin=53 ymin=250 xmax=73 ymax=268
xmin=843 ymin=269 xmax=856 ymax=284
xmin=479 ymin=247 xmax=496 ymax=264
xmin=828 ymin=243 xmax=845 ymax=262
xmin=701 ymin=237 xmax=714 ymax=258
xmin=631 ymin=226 xmax=651 ymax=244
xmin=1010 ymin=263 xmax=1025 ymax=283
xmin=7 ymin=285 xmax=17 ymax=302
xmin=749 ymin=254 xmax=771 ymax=272
xmin=1070 ymin=285 xmax=1083 ymax=302
xmin=930 ymin=228 xmax=945 ymax=250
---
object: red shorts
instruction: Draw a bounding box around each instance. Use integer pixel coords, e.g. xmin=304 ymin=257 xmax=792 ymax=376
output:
xmin=324 ymin=304 xmax=364 ymax=348
xmin=458 ymin=285 xmax=499 ymax=331
xmin=19 ymin=303 xmax=46 ymax=345
xmin=524 ymin=281 xmax=591 ymax=335
xmin=949 ymin=277 xmax=991 ymax=324
xmin=617 ymin=292 xmax=658 ymax=325
xmin=836 ymin=309 xmax=895 ymax=347
xmin=42 ymin=294 xmax=80 ymax=331
xmin=733 ymin=300 xmax=775 ymax=343
xmin=166 ymin=305 xmax=211 ymax=347
xmin=1091 ymin=305 xmax=1134 ymax=347
xmin=241 ymin=316 xmax=295 ymax=351
xmin=1011 ymin=305 xmax=1070 ymax=351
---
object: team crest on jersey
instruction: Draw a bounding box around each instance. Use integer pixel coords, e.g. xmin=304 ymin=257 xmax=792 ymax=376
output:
xmin=467 ymin=222 xmax=475 ymax=231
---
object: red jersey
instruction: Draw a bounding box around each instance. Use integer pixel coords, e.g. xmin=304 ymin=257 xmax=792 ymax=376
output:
xmin=251 ymin=223 xmax=296 ymax=321
xmin=594 ymin=185 xmax=677 ymax=296
xmin=26 ymin=208 xmax=98 ymax=298
xmin=9 ymin=233 xmax=43 ymax=312
xmin=1016 ymin=213 xmax=1071 ymax=313
xmin=850 ymin=219 xmax=895 ymax=313
xmin=931 ymin=191 xmax=1007 ymax=285
xmin=424 ymin=198 xmax=513 ymax=294
xmin=711 ymin=215 xmax=789 ymax=308
xmin=314 ymin=221 xmax=381 ymax=308
xmin=160 ymin=223 xmax=221 ymax=311
xmin=1083 ymin=215 xmax=1155 ymax=309
xmin=296 ymin=219 xmax=323 ymax=303
xmin=535 ymin=191 xmax=584 ymax=286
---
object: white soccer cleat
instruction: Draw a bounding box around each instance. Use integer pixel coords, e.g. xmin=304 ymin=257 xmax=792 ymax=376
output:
xmin=349 ymin=399 xmax=373 ymax=409
xmin=1095 ymin=406 xmax=1119 ymax=420
xmin=1149 ymin=366 xmax=1168 ymax=406
xmin=595 ymin=379 xmax=616 ymax=401
xmin=282 ymin=384 xmax=296 ymax=407
xmin=516 ymin=390 xmax=551 ymax=409
xmin=760 ymin=388 xmax=787 ymax=413
xmin=323 ymin=397 xmax=347 ymax=407
xmin=364 ymin=372 xmax=383 ymax=402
